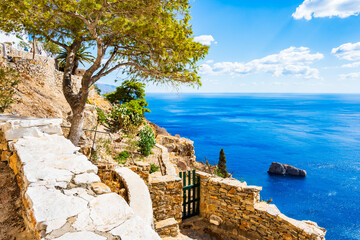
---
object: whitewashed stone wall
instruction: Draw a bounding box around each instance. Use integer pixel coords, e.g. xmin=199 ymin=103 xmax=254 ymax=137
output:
xmin=0 ymin=115 xmax=160 ymax=240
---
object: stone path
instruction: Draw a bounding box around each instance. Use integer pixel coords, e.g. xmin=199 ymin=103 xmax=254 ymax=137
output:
xmin=0 ymin=161 xmax=34 ymax=240
xmin=163 ymin=216 xmax=223 ymax=240
xmin=0 ymin=116 xmax=160 ymax=240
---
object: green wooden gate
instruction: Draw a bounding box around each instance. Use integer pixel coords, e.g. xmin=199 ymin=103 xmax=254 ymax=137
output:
xmin=179 ymin=170 xmax=200 ymax=219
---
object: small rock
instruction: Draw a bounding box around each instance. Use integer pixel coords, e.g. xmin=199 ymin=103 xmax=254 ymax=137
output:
xmin=209 ymin=214 xmax=222 ymax=226
xmin=91 ymin=182 xmax=111 ymax=195
xmin=88 ymin=193 xmax=134 ymax=231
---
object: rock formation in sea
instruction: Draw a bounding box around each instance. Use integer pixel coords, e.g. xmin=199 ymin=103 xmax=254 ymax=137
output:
xmin=268 ymin=162 xmax=307 ymax=177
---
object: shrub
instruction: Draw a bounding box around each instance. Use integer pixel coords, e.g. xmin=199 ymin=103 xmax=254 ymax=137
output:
xmin=138 ymin=125 xmax=156 ymax=157
xmin=108 ymin=105 xmax=143 ymax=132
xmin=0 ymin=68 xmax=19 ymax=113
xmin=114 ymin=151 xmax=129 ymax=164
xmin=90 ymin=149 xmax=98 ymax=162
xmin=96 ymin=105 xmax=143 ymax=133
xmin=96 ymin=108 xmax=107 ymax=124
xmin=214 ymin=167 xmax=225 ymax=178
xmin=150 ymin=163 xmax=160 ymax=173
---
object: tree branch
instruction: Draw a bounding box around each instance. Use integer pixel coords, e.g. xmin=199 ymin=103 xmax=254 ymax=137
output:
xmin=90 ymin=62 xmax=134 ymax=85
xmin=93 ymin=47 xmax=118 ymax=77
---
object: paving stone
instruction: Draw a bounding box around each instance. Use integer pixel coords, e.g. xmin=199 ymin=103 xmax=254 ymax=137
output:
xmin=53 ymin=231 xmax=106 ymax=240
xmin=26 ymin=186 xmax=88 ymax=223
xmin=64 ymin=188 xmax=95 ymax=202
xmin=73 ymin=173 xmax=100 ymax=185
xmin=110 ymin=216 xmax=161 ymax=240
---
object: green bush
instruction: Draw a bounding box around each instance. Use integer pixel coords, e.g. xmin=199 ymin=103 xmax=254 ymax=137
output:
xmin=114 ymin=151 xmax=129 ymax=164
xmin=96 ymin=108 xmax=107 ymax=124
xmin=109 ymin=104 xmax=143 ymax=132
xmin=0 ymin=68 xmax=19 ymax=113
xmin=214 ymin=167 xmax=225 ymax=178
xmin=149 ymin=163 xmax=160 ymax=173
xmin=138 ymin=125 xmax=156 ymax=157
xmin=96 ymin=105 xmax=143 ymax=133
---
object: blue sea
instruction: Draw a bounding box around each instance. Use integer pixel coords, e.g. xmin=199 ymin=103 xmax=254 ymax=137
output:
xmin=145 ymin=93 xmax=360 ymax=240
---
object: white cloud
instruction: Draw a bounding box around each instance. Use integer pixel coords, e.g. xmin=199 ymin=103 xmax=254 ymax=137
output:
xmin=339 ymin=72 xmax=360 ymax=80
xmin=341 ymin=61 xmax=360 ymax=68
xmin=332 ymin=42 xmax=360 ymax=61
xmin=194 ymin=35 xmax=216 ymax=45
xmin=293 ymin=0 xmax=360 ymax=20
xmin=200 ymin=46 xmax=324 ymax=79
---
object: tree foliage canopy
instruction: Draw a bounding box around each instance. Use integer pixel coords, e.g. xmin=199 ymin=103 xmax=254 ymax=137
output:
xmin=0 ymin=0 xmax=208 ymax=86
xmin=56 ymin=45 xmax=95 ymax=73
xmin=0 ymin=0 xmax=209 ymax=145
xmin=41 ymin=40 xmax=61 ymax=57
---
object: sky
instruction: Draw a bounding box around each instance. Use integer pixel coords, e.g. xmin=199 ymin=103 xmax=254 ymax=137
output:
xmin=2 ymin=0 xmax=360 ymax=93
xmin=140 ymin=0 xmax=360 ymax=93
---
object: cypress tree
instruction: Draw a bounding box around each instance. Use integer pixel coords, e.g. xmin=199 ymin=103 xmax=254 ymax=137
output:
xmin=218 ymin=148 xmax=228 ymax=178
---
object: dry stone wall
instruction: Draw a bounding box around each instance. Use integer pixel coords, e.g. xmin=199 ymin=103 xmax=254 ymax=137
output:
xmin=149 ymin=175 xmax=183 ymax=223
xmin=198 ymin=171 xmax=326 ymax=240
xmin=149 ymin=175 xmax=183 ymax=237
xmin=0 ymin=44 xmax=53 ymax=65
xmin=0 ymin=115 xmax=160 ymax=240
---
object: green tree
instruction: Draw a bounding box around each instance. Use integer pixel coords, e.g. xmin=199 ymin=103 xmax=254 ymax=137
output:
xmin=217 ymin=149 xmax=228 ymax=178
xmin=0 ymin=68 xmax=19 ymax=113
xmin=105 ymin=80 xmax=150 ymax=115
xmin=0 ymin=0 xmax=208 ymax=145
xmin=105 ymin=80 xmax=146 ymax=104
xmin=56 ymin=45 xmax=94 ymax=74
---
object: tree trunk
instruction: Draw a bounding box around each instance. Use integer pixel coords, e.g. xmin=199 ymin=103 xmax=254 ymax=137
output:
xmin=72 ymin=60 xmax=79 ymax=75
xmin=32 ymin=37 xmax=35 ymax=59
xmin=68 ymin=104 xmax=86 ymax=146
xmin=62 ymin=40 xmax=104 ymax=146
xmin=61 ymin=41 xmax=85 ymax=146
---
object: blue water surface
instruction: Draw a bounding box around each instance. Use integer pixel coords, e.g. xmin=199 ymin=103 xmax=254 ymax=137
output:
xmin=145 ymin=93 xmax=360 ymax=240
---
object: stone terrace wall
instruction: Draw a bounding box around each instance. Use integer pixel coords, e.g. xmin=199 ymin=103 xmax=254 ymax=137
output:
xmin=198 ymin=172 xmax=326 ymax=240
xmin=149 ymin=175 xmax=183 ymax=237
xmin=0 ymin=115 xmax=160 ymax=240
xmin=149 ymin=175 xmax=183 ymax=223
xmin=1 ymin=44 xmax=55 ymax=70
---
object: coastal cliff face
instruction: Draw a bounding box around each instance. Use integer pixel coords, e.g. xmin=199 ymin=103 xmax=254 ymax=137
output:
xmin=0 ymin=58 xmax=110 ymax=129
